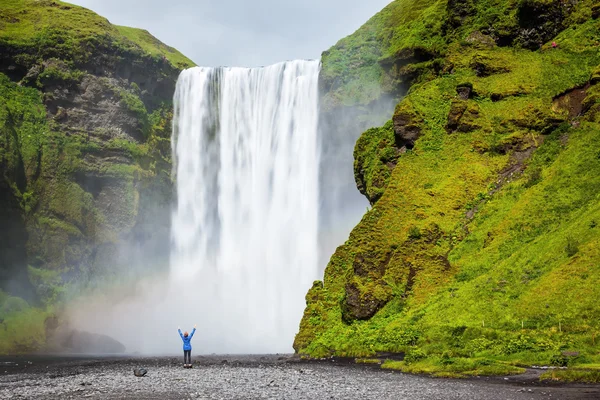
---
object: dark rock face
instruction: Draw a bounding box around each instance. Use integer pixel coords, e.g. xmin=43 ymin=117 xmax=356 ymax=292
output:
xmin=515 ymin=0 xmax=570 ymax=49
xmin=456 ymin=84 xmax=473 ymax=100
xmin=0 ymin=117 xmax=34 ymax=298
xmin=470 ymin=54 xmax=511 ymax=77
xmin=0 ymin=182 xmax=34 ymax=300
xmin=392 ymin=103 xmax=423 ymax=150
xmin=464 ymin=31 xmax=496 ymax=49
xmin=447 ymin=100 xmax=481 ymax=133
xmin=446 ymin=0 xmax=476 ymax=29
xmin=48 ymin=327 xmax=126 ymax=354
xmin=341 ymin=248 xmax=393 ymax=323
xmin=593 ymin=4 xmax=600 ymax=19
xmin=553 ymin=84 xmax=591 ymax=119
xmin=342 ymin=282 xmax=390 ymax=322
xmin=45 ymin=74 xmax=143 ymax=141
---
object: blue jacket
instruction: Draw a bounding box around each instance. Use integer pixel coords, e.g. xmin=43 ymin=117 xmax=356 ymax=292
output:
xmin=178 ymin=328 xmax=196 ymax=351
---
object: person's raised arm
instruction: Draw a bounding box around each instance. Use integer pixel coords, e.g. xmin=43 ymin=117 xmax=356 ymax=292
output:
xmin=190 ymin=324 xmax=197 ymax=338
xmin=178 ymin=326 xmax=184 ymax=339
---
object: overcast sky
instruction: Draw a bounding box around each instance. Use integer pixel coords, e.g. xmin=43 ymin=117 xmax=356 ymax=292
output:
xmin=67 ymin=0 xmax=391 ymax=67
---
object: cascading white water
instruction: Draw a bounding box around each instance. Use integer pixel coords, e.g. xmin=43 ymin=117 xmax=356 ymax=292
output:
xmin=171 ymin=60 xmax=320 ymax=353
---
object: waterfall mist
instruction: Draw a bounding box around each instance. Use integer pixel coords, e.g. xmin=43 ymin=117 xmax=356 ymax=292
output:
xmin=65 ymin=59 xmax=395 ymax=355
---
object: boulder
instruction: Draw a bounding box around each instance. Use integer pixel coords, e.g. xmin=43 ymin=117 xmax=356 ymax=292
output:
xmin=392 ymin=101 xmax=423 ymax=150
xmin=48 ymin=327 xmax=126 ymax=354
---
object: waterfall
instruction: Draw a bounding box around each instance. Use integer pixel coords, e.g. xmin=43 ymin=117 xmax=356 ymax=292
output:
xmin=171 ymin=60 xmax=320 ymax=353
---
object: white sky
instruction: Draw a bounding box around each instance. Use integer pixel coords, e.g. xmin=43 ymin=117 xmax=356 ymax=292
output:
xmin=67 ymin=0 xmax=392 ymax=67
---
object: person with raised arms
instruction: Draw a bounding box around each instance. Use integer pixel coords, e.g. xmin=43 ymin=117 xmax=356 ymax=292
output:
xmin=178 ymin=324 xmax=197 ymax=368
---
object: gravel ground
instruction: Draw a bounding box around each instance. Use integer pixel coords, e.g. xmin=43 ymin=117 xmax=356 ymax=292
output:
xmin=0 ymin=355 xmax=599 ymax=399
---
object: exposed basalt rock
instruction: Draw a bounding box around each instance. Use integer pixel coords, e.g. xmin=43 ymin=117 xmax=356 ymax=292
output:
xmin=445 ymin=0 xmax=476 ymax=29
xmin=447 ymin=100 xmax=468 ymax=132
xmin=593 ymin=4 xmax=600 ymax=19
xmin=342 ymin=281 xmax=391 ymax=322
xmin=510 ymin=105 xmax=565 ymax=133
xmin=515 ymin=0 xmax=570 ymax=50
xmin=342 ymin=246 xmax=394 ymax=323
xmin=464 ymin=31 xmax=496 ymax=49
xmin=582 ymin=84 xmax=600 ymax=121
xmin=470 ymin=54 xmax=511 ymax=77
xmin=447 ymin=100 xmax=481 ymax=133
xmin=393 ymin=101 xmax=423 ymax=150
xmin=553 ymin=84 xmax=591 ymax=119
xmin=456 ymin=83 xmax=473 ymax=100
xmin=0 ymin=180 xmax=34 ymax=299
xmin=46 ymin=75 xmax=144 ymax=141
xmin=379 ymin=47 xmax=442 ymax=88
xmin=354 ymin=120 xmax=400 ymax=205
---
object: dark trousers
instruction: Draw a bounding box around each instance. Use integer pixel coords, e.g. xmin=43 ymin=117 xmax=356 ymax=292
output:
xmin=184 ymin=350 xmax=191 ymax=364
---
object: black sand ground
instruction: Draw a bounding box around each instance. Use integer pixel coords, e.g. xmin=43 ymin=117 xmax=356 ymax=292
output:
xmin=0 ymin=355 xmax=599 ymax=399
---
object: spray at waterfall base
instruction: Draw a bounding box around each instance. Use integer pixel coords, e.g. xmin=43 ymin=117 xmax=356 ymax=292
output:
xmin=66 ymin=61 xmax=322 ymax=354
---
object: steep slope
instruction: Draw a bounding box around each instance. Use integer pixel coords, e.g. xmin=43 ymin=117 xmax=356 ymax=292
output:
xmin=297 ymin=0 xmax=600 ymax=378
xmin=0 ymin=0 xmax=194 ymax=353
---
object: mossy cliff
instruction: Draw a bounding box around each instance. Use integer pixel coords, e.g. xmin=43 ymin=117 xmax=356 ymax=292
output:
xmin=297 ymin=0 xmax=600 ymax=378
xmin=0 ymin=0 xmax=194 ymax=353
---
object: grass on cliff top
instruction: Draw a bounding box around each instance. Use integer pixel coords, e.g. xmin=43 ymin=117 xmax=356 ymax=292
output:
xmin=320 ymin=0 xmax=446 ymax=108
xmin=115 ymin=26 xmax=193 ymax=69
xmin=0 ymin=0 xmax=194 ymax=69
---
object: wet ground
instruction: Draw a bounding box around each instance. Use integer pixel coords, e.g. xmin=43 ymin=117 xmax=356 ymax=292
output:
xmin=0 ymin=354 xmax=599 ymax=399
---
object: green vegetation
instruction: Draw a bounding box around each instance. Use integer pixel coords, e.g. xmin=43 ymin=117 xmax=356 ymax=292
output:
xmin=382 ymin=358 xmax=525 ymax=378
xmin=0 ymin=0 xmax=188 ymax=353
xmin=320 ymin=0 xmax=447 ymax=108
xmin=115 ymin=25 xmax=194 ymax=70
xmin=0 ymin=0 xmax=194 ymax=69
xmin=297 ymin=0 xmax=600 ymax=377
xmin=321 ymin=0 xmax=599 ymax=108
xmin=541 ymin=367 xmax=600 ymax=383
xmin=0 ymin=73 xmax=47 ymax=184
xmin=0 ymin=290 xmax=50 ymax=354
xmin=354 ymin=120 xmax=400 ymax=203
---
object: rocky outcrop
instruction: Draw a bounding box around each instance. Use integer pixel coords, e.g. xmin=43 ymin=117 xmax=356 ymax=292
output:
xmin=392 ymin=101 xmax=423 ymax=149
xmin=47 ymin=325 xmax=126 ymax=354
xmin=446 ymin=100 xmax=481 ymax=133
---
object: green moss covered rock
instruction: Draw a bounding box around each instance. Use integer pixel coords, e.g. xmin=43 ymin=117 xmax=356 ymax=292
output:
xmin=296 ymin=0 xmax=600 ymax=376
